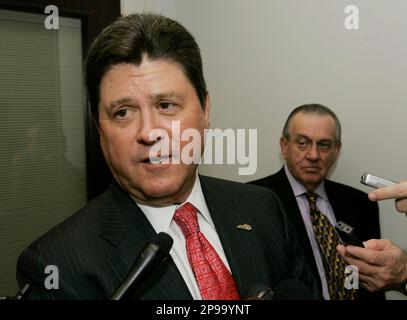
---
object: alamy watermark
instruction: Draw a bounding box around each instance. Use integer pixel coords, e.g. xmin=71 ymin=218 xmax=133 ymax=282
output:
xmin=40 ymin=263 xmax=359 ymax=293
xmin=44 ymin=265 xmax=59 ymax=290
xmin=344 ymin=5 xmax=359 ymax=30
xmin=148 ymin=121 xmax=257 ymax=175
xmin=44 ymin=5 xmax=59 ymax=30
xmin=344 ymin=265 xmax=359 ymax=290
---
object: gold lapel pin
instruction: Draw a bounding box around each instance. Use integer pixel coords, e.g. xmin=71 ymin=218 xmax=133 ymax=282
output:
xmin=236 ymin=224 xmax=252 ymax=231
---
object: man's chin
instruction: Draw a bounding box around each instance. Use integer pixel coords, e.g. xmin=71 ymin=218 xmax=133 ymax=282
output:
xmin=123 ymin=168 xmax=197 ymax=205
xmin=302 ymin=176 xmax=324 ymax=187
xmin=135 ymin=181 xmax=189 ymax=204
xmin=143 ymin=187 xmax=176 ymax=198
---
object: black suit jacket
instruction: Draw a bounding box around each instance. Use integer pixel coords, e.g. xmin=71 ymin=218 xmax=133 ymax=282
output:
xmin=17 ymin=175 xmax=319 ymax=299
xmin=250 ymin=167 xmax=384 ymax=300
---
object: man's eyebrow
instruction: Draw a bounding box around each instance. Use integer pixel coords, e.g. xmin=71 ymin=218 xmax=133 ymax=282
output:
xmin=295 ymin=134 xmax=333 ymax=142
xmin=149 ymin=91 xmax=183 ymax=101
xmin=109 ymin=97 xmax=132 ymax=109
xmin=295 ymin=134 xmax=311 ymax=140
xmin=108 ymin=92 xmax=183 ymax=108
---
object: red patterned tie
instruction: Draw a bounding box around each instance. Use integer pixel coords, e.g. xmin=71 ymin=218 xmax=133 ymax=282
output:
xmin=173 ymin=202 xmax=240 ymax=300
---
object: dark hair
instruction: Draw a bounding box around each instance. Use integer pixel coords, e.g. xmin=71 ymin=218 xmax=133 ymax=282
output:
xmin=282 ymin=103 xmax=342 ymax=143
xmin=85 ymin=13 xmax=207 ymax=121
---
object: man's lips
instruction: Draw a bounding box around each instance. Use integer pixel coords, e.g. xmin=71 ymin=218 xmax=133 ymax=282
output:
xmin=141 ymin=155 xmax=171 ymax=164
xmin=302 ymin=166 xmax=321 ymax=171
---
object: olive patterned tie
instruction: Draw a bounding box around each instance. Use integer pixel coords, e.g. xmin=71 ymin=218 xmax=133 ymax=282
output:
xmin=306 ymin=192 xmax=356 ymax=300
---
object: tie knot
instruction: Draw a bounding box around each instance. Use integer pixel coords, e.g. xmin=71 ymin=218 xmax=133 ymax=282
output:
xmin=306 ymin=192 xmax=318 ymax=204
xmin=173 ymin=202 xmax=199 ymax=238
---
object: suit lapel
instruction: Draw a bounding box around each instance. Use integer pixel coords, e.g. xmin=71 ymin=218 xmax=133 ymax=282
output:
xmin=199 ymin=176 xmax=271 ymax=293
xmin=101 ymin=183 xmax=192 ymax=299
xmin=325 ymin=180 xmax=347 ymax=223
xmin=272 ymin=169 xmax=321 ymax=280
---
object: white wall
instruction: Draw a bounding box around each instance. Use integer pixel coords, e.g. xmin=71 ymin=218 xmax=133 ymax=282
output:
xmin=122 ymin=0 xmax=407 ymax=299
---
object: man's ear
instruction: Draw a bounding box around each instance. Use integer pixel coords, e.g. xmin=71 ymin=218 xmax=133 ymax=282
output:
xmin=280 ymin=136 xmax=288 ymax=160
xmin=94 ymin=117 xmax=101 ymax=134
xmin=335 ymin=141 xmax=342 ymax=158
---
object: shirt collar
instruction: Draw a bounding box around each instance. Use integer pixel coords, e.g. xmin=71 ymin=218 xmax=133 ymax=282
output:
xmin=284 ymin=164 xmax=328 ymax=201
xmin=134 ymin=173 xmax=211 ymax=233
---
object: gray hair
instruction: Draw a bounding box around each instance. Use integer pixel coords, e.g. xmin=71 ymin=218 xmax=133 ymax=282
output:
xmin=282 ymin=103 xmax=341 ymax=143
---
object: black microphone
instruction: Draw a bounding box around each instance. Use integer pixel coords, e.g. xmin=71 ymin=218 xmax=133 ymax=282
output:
xmin=242 ymin=279 xmax=316 ymax=300
xmin=110 ymin=232 xmax=173 ymax=300
xmin=13 ymin=283 xmax=31 ymax=300
xmin=0 ymin=283 xmax=31 ymax=300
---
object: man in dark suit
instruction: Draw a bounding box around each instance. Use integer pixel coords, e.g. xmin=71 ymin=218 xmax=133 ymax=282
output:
xmin=251 ymin=104 xmax=383 ymax=300
xmin=16 ymin=13 xmax=318 ymax=300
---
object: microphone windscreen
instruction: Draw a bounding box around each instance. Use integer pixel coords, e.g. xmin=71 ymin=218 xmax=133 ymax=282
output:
xmin=153 ymin=232 xmax=174 ymax=254
xmin=110 ymin=232 xmax=174 ymax=300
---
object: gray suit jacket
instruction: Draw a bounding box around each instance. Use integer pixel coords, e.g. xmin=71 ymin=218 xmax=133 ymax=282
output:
xmin=17 ymin=175 xmax=319 ymax=299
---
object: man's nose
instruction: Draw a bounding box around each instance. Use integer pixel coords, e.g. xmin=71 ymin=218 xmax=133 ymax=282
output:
xmin=136 ymin=111 xmax=159 ymax=145
xmin=306 ymin=143 xmax=320 ymax=161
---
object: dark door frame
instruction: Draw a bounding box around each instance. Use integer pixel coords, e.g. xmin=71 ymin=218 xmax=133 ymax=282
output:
xmin=0 ymin=0 xmax=118 ymax=199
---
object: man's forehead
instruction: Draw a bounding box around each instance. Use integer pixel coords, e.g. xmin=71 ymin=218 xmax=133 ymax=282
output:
xmin=101 ymin=59 xmax=187 ymax=83
xmin=291 ymin=112 xmax=335 ymax=128
xmin=99 ymin=60 xmax=191 ymax=103
xmin=290 ymin=113 xmax=336 ymax=138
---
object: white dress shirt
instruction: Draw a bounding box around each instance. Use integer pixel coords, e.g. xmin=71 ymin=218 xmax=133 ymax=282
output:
xmin=284 ymin=165 xmax=338 ymax=300
xmin=135 ymin=174 xmax=233 ymax=300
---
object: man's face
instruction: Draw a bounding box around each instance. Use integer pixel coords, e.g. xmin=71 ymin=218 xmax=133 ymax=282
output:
xmin=280 ymin=112 xmax=341 ymax=191
xmin=98 ymin=58 xmax=210 ymax=206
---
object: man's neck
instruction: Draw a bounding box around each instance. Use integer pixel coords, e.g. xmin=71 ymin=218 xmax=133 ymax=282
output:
xmin=129 ymin=173 xmax=198 ymax=208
